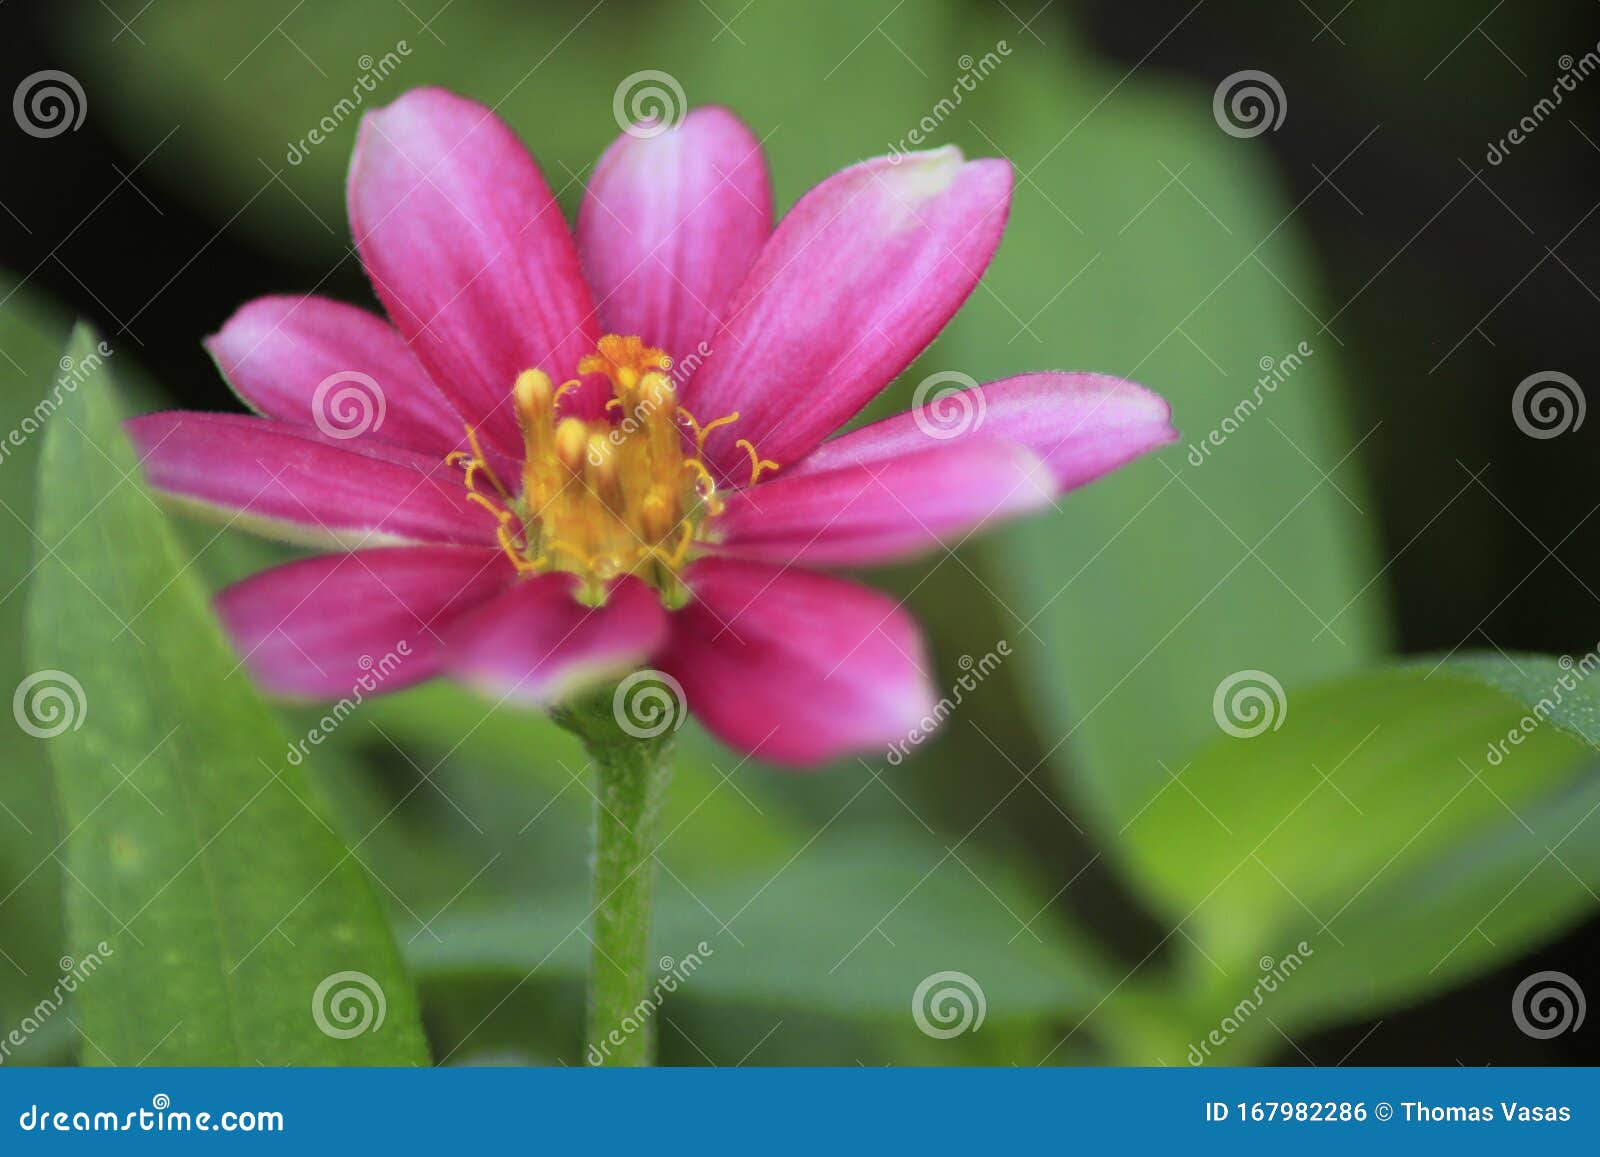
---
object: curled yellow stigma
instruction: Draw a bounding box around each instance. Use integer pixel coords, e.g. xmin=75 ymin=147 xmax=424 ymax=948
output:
xmin=451 ymin=335 xmax=775 ymax=607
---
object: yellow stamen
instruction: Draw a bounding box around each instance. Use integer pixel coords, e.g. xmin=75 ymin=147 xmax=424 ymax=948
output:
xmin=451 ymin=334 xmax=777 ymax=603
xmin=737 ymin=438 xmax=781 ymax=486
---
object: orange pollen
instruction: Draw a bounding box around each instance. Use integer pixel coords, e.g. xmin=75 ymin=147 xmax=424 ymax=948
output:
xmin=451 ymin=334 xmax=776 ymax=606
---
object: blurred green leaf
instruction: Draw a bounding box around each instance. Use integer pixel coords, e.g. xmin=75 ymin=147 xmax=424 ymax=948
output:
xmin=26 ymin=327 xmax=429 ymax=1065
xmin=1121 ymin=655 xmax=1600 ymax=1060
xmin=410 ymin=828 xmax=1114 ymax=1024
xmin=0 ymin=272 xmax=70 ymax=1062
xmin=352 ymin=683 xmax=810 ymax=881
xmin=70 ymin=0 xmax=959 ymax=255
xmin=927 ymin=22 xmax=1388 ymax=850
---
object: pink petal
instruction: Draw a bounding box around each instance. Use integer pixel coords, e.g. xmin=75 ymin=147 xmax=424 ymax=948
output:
xmin=445 ymin=574 xmax=667 ymax=705
xmin=349 ymin=87 xmax=601 ymax=451
xmin=682 ymin=148 xmax=1012 ymax=484
xmin=659 ymin=559 xmax=937 ymax=766
xmin=711 ymin=437 xmax=1053 ymax=568
xmin=218 ymin=546 xmax=514 ymax=698
xmin=797 ymin=372 xmax=1178 ymax=490
xmin=578 ymin=107 xmax=771 ymax=371
xmin=126 ymin=412 xmax=494 ymax=549
xmin=205 ymin=295 xmax=466 ymax=457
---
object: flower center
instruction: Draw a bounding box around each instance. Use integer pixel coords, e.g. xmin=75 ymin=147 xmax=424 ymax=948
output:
xmin=449 ymin=334 xmax=777 ymax=607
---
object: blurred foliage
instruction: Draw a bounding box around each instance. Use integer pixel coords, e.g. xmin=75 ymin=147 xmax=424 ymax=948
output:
xmin=0 ymin=0 xmax=1590 ymax=1066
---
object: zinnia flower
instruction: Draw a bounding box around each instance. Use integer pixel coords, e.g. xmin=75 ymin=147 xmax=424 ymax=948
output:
xmin=127 ymin=88 xmax=1176 ymax=766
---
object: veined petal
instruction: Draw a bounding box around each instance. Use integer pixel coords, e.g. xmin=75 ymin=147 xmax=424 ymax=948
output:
xmin=349 ymin=87 xmax=601 ymax=450
xmin=660 ymin=559 xmax=937 ymax=767
xmin=711 ymin=437 xmax=1053 ymax=567
xmin=683 ymin=147 xmax=1012 ymax=483
xmin=126 ymin=412 xmax=494 ymax=549
xmin=796 ymin=372 xmax=1178 ymax=490
xmin=206 ymin=294 xmax=466 ymax=457
xmin=578 ymin=107 xmax=771 ymax=372
xmin=218 ymin=546 xmax=514 ymax=698
xmin=445 ymin=574 xmax=667 ymax=705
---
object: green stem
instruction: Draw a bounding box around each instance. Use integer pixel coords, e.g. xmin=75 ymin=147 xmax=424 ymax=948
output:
xmin=554 ymin=687 xmax=675 ymax=1067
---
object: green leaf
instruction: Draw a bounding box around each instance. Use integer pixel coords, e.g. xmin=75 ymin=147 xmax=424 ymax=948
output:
xmin=409 ymin=828 xmax=1114 ymax=1024
xmin=25 ymin=327 xmax=430 ymax=1065
xmin=0 ymin=272 xmax=71 ymax=1062
xmin=1120 ymin=655 xmax=1600 ymax=1059
xmin=926 ymin=25 xmax=1388 ymax=845
xmin=69 ymin=0 xmax=959 ymax=255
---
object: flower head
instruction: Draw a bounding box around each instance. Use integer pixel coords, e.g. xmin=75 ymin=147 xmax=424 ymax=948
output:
xmin=128 ymin=88 xmax=1176 ymax=766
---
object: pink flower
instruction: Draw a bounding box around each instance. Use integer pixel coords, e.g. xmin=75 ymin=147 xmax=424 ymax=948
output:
xmin=127 ymin=88 xmax=1176 ymax=767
